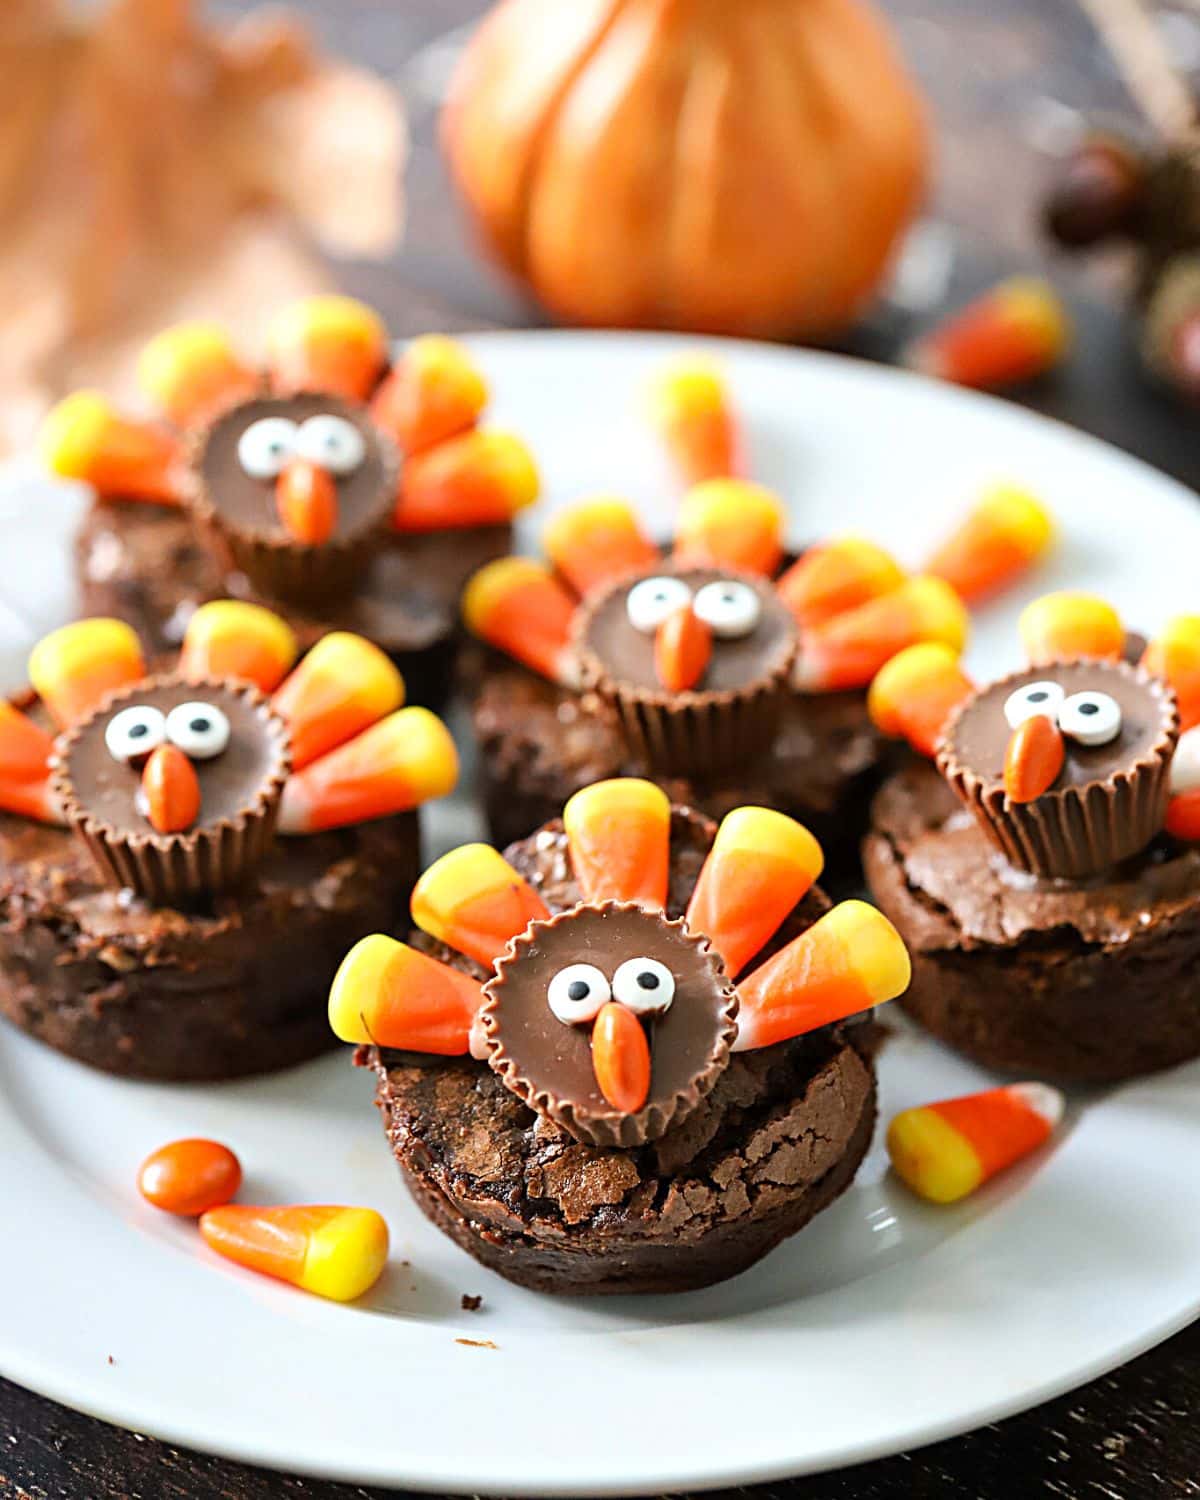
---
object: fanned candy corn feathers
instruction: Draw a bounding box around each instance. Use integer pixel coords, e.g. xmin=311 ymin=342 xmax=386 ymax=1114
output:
xmin=40 ymin=297 xmax=538 ymax=538
xmin=649 ymin=358 xmax=743 ymax=487
xmin=329 ymin=779 xmax=910 ymax=1078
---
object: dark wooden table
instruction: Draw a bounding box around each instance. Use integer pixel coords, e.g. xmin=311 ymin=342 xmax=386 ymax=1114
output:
xmin=4 ymin=3 xmax=1199 ymax=1496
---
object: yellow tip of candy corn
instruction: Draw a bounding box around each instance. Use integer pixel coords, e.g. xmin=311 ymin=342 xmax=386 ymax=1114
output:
xmin=273 ymin=632 xmax=405 ymax=771
xmin=867 ymin=641 xmax=973 ymax=757
xmin=29 ymin=618 xmax=145 ymax=730
xmin=563 ymin=778 xmax=671 ymax=907
xmin=266 ymin=295 xmax=388 ymax=402
xmin=199 ymin=1204 xmax=389 ymax=1302
xmin=673 ymin=479 xmax=785 ymax=577
xmin=734 ymin=899 xmax=910 ymax=1051
xmin=411 ymin=843 xmax=548 ymax=967
xmin=542 ymin=498 xmax=660 ymax=598
xmin=887 ymin=1081 xmax=1063 ymax=1204
xmin=371 ymin=335 xmax=488 ymax=456
xmin=39 ymin=391 xmax=112 ymax=480
xmin=462 ymin=557 xmax=578 ymax=685
xmin=137 ymin=322 xmax=257 ymax=427
xmin=777 ymin=537 xmax=906 ymax=629
xmin=329 ymin=934 xmax=482 ymax=1054
xmin=926 ymin=484 xmax=1055 ymax=604
xmin=1019 ymin=592 xmax=1124 ymax=664
xmin=686 ymin=806 xmax=824 ymax=978
xmin=908 ymin=277 xmax=1071 ymax=390
xmin=39 ymin=393 xmax=182 ymax=504
xmin=179 ymin=601 xmax=298 ymax=694
xmin=394 ymin=430 xmax=539 ymax=533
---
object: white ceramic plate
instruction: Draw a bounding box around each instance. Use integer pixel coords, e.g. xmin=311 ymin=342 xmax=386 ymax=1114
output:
xmin=1 ymin=332 xmax=1199 ymax=1496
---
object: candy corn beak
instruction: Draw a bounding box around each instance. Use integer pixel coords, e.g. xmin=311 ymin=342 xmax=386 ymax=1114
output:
xmin=276 ymin=458 xmax=338 ymax=546
xmin=591 ymin=1002 xmax=652 ymax=1114
xmin=1003 ymin=713 xmax=1064 ymax=803
xmin=655 ymin=603 xmax=712 ymax=692
xmin=142 ymin=743 xmax=201 ymax=834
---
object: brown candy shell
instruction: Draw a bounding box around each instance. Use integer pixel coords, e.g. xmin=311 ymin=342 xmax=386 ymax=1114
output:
xmin=480 ymin=901 xmax=739 ymax=1149
xmin=52 ymin=674 xmax=291 ymax=907
xmin=937 ymin=660 xmax=1179 ymax=880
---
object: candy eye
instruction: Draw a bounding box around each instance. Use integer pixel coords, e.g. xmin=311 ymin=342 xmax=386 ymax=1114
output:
xmin=295 ymin=414 xmax=366 ymax=476
xmin=626 ymin=576 xmax=692 ymax=634
xmin=547 ymin=964 xmax=611 ymax=1025
xmin=105 ymin=704 xmax=166 ymax=763
xmin=238 ymin=417 xmax=298 ymax=479
xmin=611 ymin=956 xmax=675 ymax=1015
xmin=1004 ymin=680 xmax=1065 ymax=729
xmin=165 ymin=702 xmax=231 ymax=760
xmin=1059 ymin=690 xmax=1122 ymax=746
xmin=692 ymin=580 xmax=762 ymax=639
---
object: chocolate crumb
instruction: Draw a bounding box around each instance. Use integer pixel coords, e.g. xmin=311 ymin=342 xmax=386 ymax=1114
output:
xmin=460 ymin=1293 xmax=483 ymax=1311
xmin=455 ymin=1337 xmax=498 ymax=1349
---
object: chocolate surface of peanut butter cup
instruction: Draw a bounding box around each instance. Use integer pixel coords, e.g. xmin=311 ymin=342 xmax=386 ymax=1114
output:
xmin=482 ymin=901 xmax=738 ymax=1150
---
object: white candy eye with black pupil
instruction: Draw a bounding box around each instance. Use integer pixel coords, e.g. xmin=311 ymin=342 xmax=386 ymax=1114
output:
xmin=237 ymin=417 xmax=298 ymax=480
xmin=165 ymin=702 xmax=231 ymax=760
xmin=1004 ymin=680 xmax=1065 ymax=730
xmin=547 ymin=964 xmax=611 ymax=1025
xmin=626 ymin=576 xmax=692 ymax=634
xmin=105 ymin=704 xmax=166 ymax=763
xmin=295 ymin=414 xmax=366 ymax=476
xmin=1059 ymin=690 xmax=1122 ymax=746
xmin=612 ymin=956 xmax=675 ymax=1015
xmin=693 ymin=580 xmax=761 ymax=639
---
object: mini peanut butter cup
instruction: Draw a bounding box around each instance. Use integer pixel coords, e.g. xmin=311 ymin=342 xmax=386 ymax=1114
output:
xmin=53 ymin=674 xmax=291 ymax=906
xmin=186 ymin=392 xmax=399 ymax=606
xmin=937 ymin=659 xmax=1179 ymax=880
xmin=480 ymin=901 xmax=739 ymax=1149
xmin=574 ymin=566 xmax=797 ymax=776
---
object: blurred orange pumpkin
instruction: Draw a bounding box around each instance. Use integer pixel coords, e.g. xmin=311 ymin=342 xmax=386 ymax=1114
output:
xmin=443 ymin=0 xmax=929 ymax=340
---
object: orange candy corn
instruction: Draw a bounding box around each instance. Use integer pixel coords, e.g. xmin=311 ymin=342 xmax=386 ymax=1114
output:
xmin=329 ymin=935 xmax=482 ymax=1054
xmin=273 ymin=632 xmax=405 ymax=771
xmin=542 ymin=498 xmax=660 ymax=597
xmin=906 ymin=277 xmax=1071 ymax=390
xmin=40 ymin=392 xmax=183 ymax=505
xmin=411 ymin=844 xmax=549 ymax=967
xmin=655 ymin=605 xmax=711 ymax=691
xmin=0 ymin=703 xmax=59 ymax=823
xmin=462 ymin=558 xmax=578 ymax=686
xmin=887 ymin=1081 xmax=1063 ymax=1204
xmin=370 ymin=335 xmax=488 ymax=455
xmin=138 ymin=1138 xmax=242 ymax=1217
xmin=672 ymin=480 xmax=785 ymax=577
xmin=591 ymin=1002 xmax=652 ymax=1114
xmin=563 ymin=779 xmax=671 ymax=908
xmin=394 ymin=430 xmax=539 ymax=532
xmin=1167 ymin=790 xmax=1200 ymax=841
xmin=178 ymin=602 xmax=297 ymax=694
xmin=1004 ymin=713 xmax=1064 ymax=803
xmin=278 ymin=706 xmax=457 ymax=834
xmin=797 ymin=576 xmax=969 ymax=692
xmin=137 ymin=323 xmax=257 ymax=427
xmin=926 ymin=485 xmax=1055 ymax=604
xmin=199 ymin=1204 xmax=389 ymax=1302
xmin=265 ymin=295 xmax=387 ymax=401
xmin=142 ymin=743 xmax=201 ymax=833
xmin=686 ymin=807 xmax=823 ymax=978
xmin=29 ymin=619 xmax=145 ymax=729
xmin=1167 ymin=726 xmax=1200 ymax=839
xmin=734 ymin=900 xmax=910 ymax=1052
xmin=1019 ymin=592 xmax=1124 ymax=665
xmin=868 ymin=642 xmax=974 ymax=757
xmin=1143 ymin=616 xmax=1200 ymax=731
xmin=649 ymin=359 xmax=742 ymax=485
xmin=276 ymin=459 xmax=338 ymax=545
xmin=777 ymin=538 xmax=905 ymax=629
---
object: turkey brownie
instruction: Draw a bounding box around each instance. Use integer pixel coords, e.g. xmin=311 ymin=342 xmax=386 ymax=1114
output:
xmin=361 ymin=808 xmax=878 ymax=1296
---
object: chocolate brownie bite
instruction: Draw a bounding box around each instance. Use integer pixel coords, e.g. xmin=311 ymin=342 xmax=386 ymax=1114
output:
xmin=47 ymin=300 xmax=535 ymax=706
xmin=463 ymin=494 xmax=966 ymax=872
xmin=330 ymin=779 xmax=911 ymax=1295
xmin=0 ymin=603 xmax=458 ymax=1079
xmin=863 ymin=592 xmax=1200 ymax=1080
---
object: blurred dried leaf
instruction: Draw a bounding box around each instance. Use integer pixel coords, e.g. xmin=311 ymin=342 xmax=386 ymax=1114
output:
xmin=0 ymin=0 xmax=407 ymax=455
